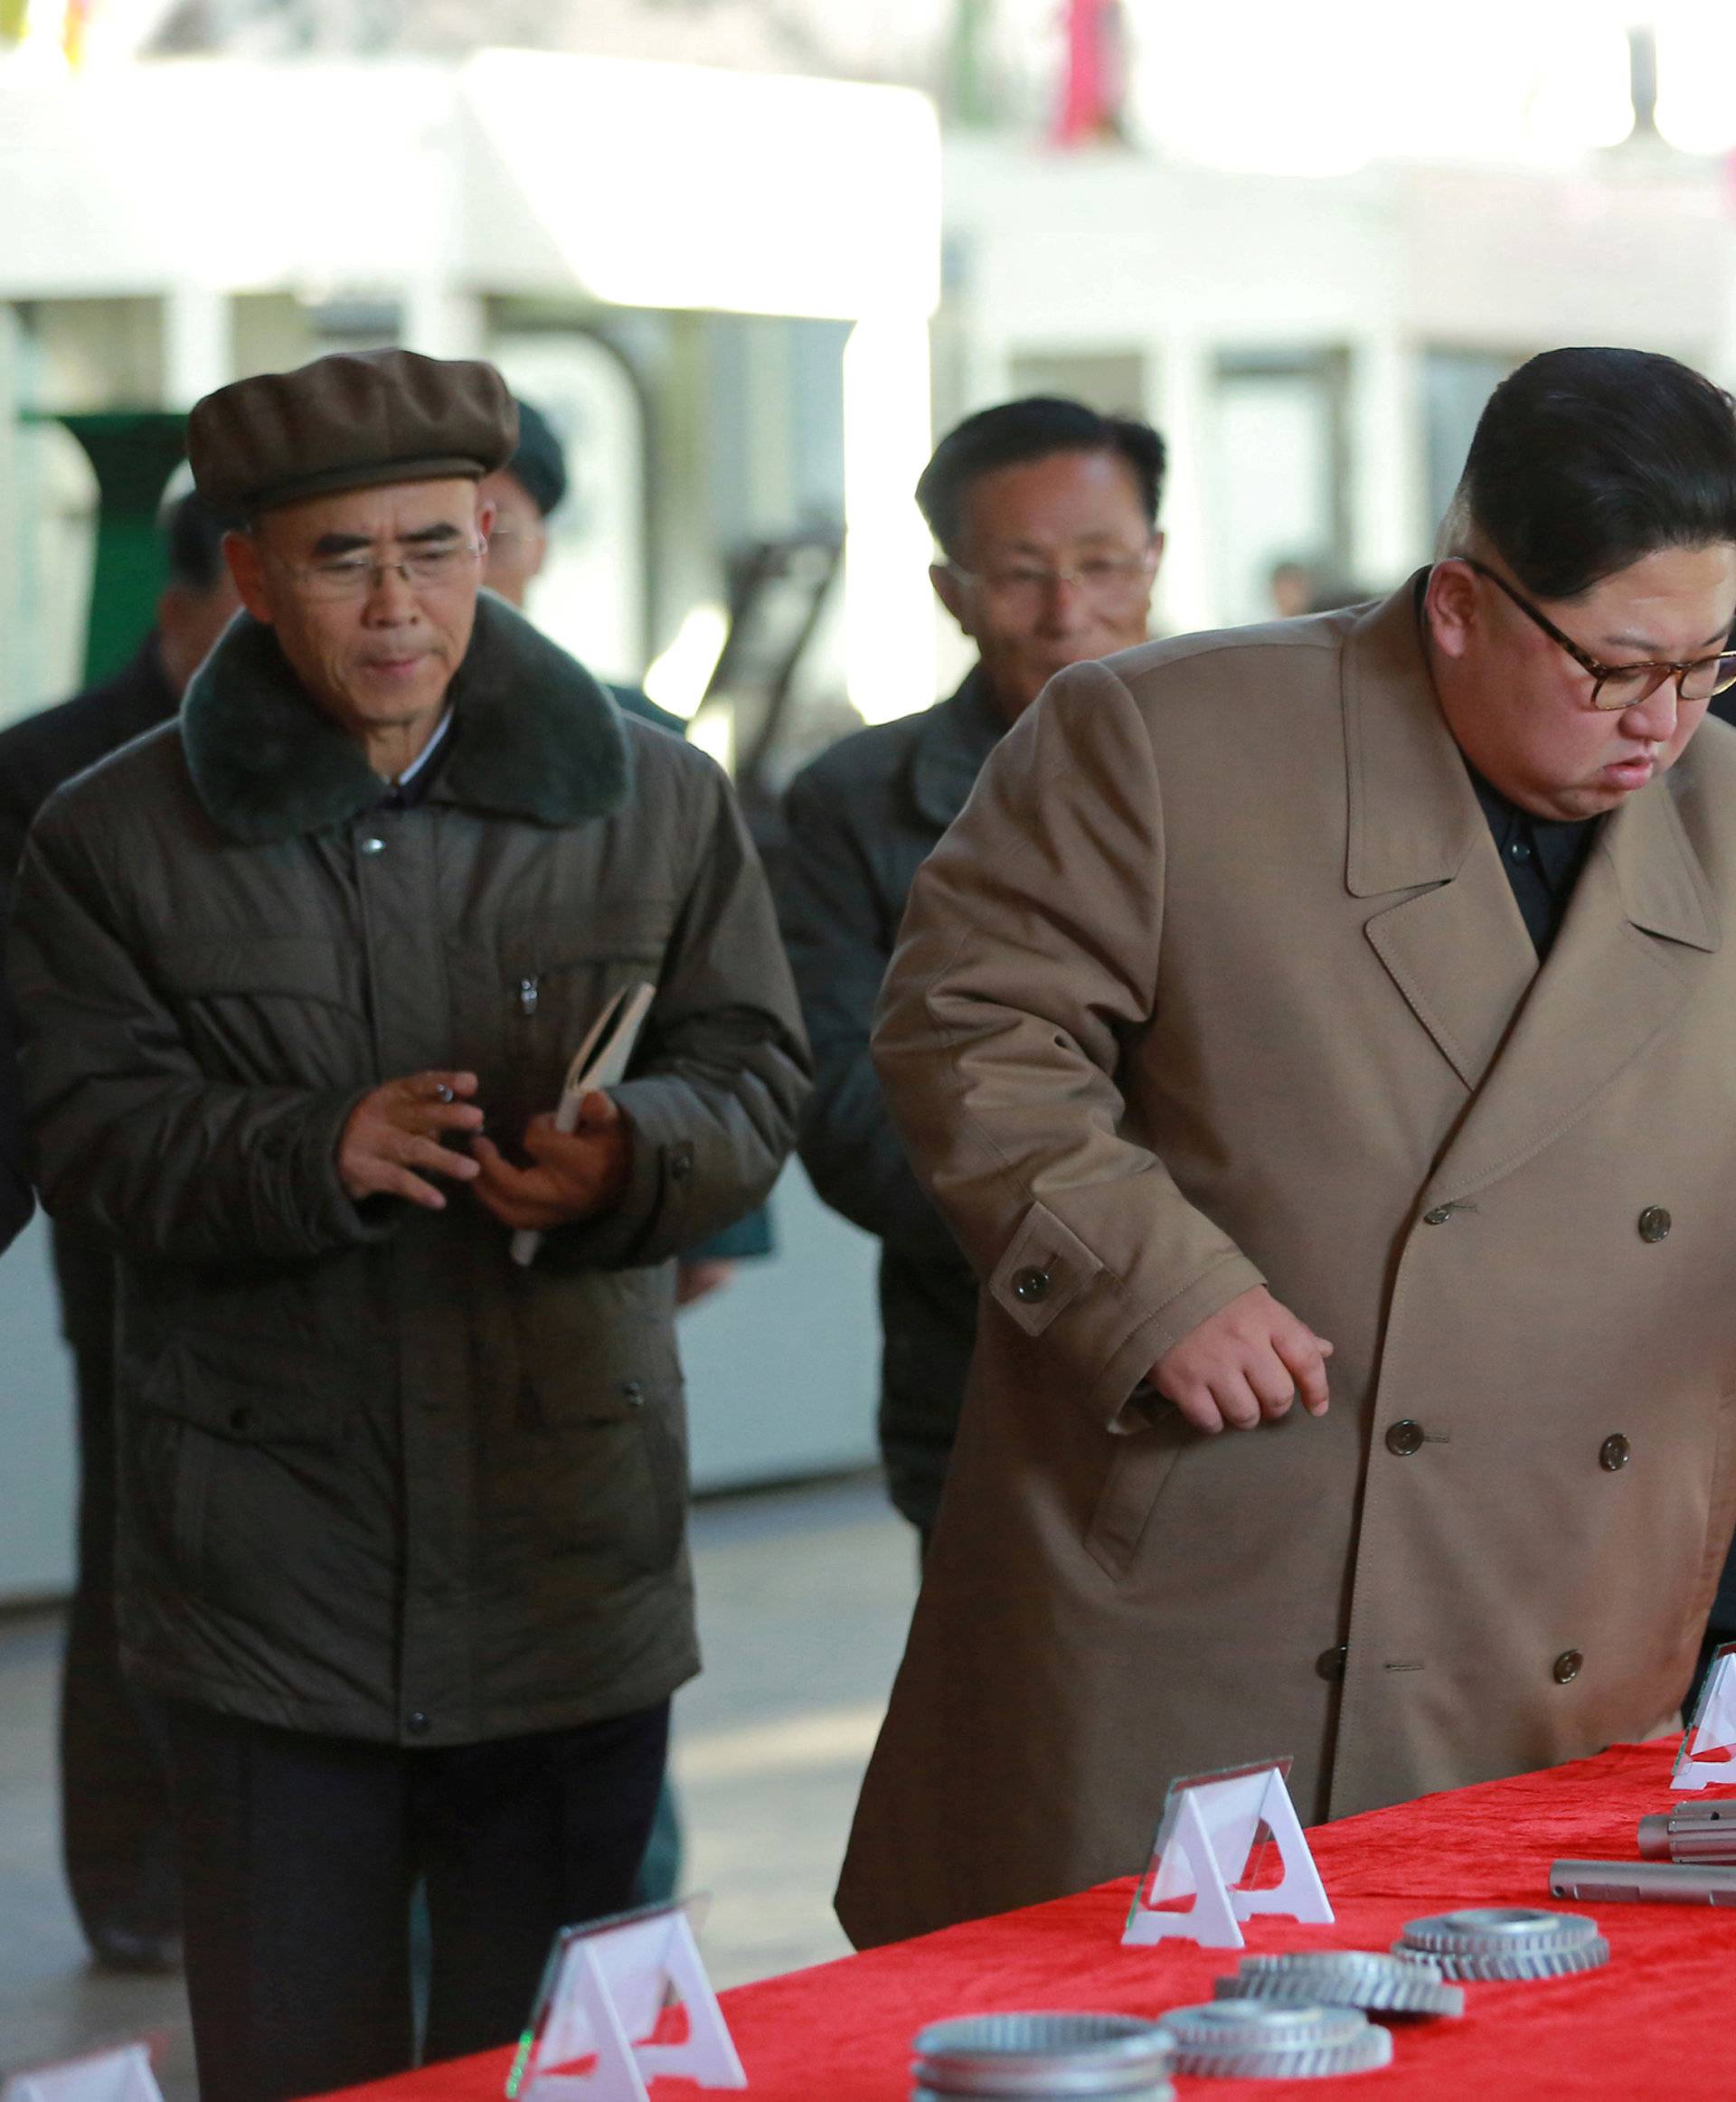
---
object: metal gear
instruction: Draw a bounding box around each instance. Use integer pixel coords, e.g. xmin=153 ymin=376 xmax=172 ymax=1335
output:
xmin=1156 ymin=1999 xmax=1393 ymax=2078
xmin=910 ymin=2012 xmax=1175 ymax=2097
xmin=1216 ymin=1949 xmax=1465 ymax=2018
xmin=1392 ymin=1908 xmax=1609 ymax=1981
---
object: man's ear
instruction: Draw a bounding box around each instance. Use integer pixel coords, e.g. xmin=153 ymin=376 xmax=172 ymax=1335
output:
xmin=1425 ymin=557 xmax=1478 ymax=662
xmin=223 ymin=529 xmax=273 ymax=626
xmin=930 ymin=561 xmax=974 ymax=639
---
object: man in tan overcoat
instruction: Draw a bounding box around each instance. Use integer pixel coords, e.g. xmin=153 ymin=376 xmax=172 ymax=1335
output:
xmin=836 ymin=345 xmax=1736 ymax=1947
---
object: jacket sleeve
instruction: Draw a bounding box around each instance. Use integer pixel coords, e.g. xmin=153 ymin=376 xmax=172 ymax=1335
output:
xmin=538 ymin=756 xmax=811 ymax=1272
xmin=871 ymin=658 xmax=1264 ymax=1433
xmin=780 ymin=763 xmax=967 ymax=1269
xmin=6 ymin=812 xmax=386 ymax=1267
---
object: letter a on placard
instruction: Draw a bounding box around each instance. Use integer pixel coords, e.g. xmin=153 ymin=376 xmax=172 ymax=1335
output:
xmin=507 ymin=1898 xmax=746 ymax=2102
xmin=1675 ymin=1643 xmax=1736 ymax=1790
xmin=1123 ymin=1758 xmax=1334 ymax=1951
xmin=2 ymin=2043 xmax=164 ymax=2102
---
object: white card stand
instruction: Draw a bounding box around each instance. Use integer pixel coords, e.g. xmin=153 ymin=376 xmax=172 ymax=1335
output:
xmin=1675 ymin=1643 xmax=1736 ymax=1789
xmin=2 ymin=2044 xmax=164 ymax=2102
xmin=515 ymin=1906 xmax=746 ymax=2101
xmin=1123 ymin=1759 xmax=1334 ymax=1951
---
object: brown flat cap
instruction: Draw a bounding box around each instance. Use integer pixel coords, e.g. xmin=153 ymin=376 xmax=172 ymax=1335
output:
xmin=188 ymin=347 xmax=518 ymax=515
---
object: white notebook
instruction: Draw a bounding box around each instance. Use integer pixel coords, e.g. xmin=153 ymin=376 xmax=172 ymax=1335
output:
xmin=509 ymin=980 xmax=656 ymax=1268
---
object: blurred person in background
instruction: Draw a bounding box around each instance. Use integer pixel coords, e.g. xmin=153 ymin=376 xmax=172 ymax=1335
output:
xmin=8 ymin=347 xmax=807 ymax=2101
xmin=780 ymin=397 xmax=1165 ymax=1551
xmin=838 ymin=346 xmax=1736 ymax=1947
xmin=1269 ymin=553 xmax=1374 ymax=617
xmin=0 ymin=990 xmax=30 ymax=1255
xmin=0 ymin=487 xmax=241 ymax=1974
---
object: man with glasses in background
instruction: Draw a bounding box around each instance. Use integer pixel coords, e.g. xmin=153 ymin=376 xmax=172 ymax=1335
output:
xmin=8 ymin=347 xmax=808 ymax=2099
xmin=837 ymin=345 xmax=1736 ymax=1949
xmin=781 ymin=397 xmax=1165 ymax=1551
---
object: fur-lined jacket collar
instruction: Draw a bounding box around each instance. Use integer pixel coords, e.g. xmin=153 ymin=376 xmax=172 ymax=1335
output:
xmin=182 ymin=591 xmax=631 ymax=845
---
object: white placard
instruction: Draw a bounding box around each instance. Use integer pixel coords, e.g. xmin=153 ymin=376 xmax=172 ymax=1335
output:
xmin=1675 ymin=1643 xmax=1736 ymax=1789
xmin=2 ymin=2044 xmax=163 ymax=2102
xmin=507 ymin=1899 xmax=746 ymax=2102
xmin=1123 ymin=1758 xmax=1334 ymax=1951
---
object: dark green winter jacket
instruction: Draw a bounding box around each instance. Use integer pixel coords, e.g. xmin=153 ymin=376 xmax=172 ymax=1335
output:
xmin=7 ymin=593 xmax=809 ymax=1745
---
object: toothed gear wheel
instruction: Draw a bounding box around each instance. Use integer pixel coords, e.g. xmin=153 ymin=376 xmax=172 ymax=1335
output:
xmin=1392 ymin=1908 xmax=1609 ymax=1981
xmin=910 ymin=2012 xmax=1175 ymax=2097
xmin=1217 ymin=1949 xmax=1465 ymax=2019
xmin=1156 ymin=1999 xmax=1393 ymax=2078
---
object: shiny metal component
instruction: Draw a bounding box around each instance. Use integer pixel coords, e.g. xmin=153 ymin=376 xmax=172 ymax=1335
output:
xmin=910 ymin=2012 xmax=1175 ymax=2098
xmin=1216 ymin=1949 xmax=1464 ymax=2019
xmin=1393 ymin=1908 xmax=1609 ymax=1981
xmin=1552 ymin=1857 xmax=1736 ymax=1907
xmin=1637 ymin=1802 xmax=1736 ymax=1863
xmin=1156 ymin=2000 xmax=1392 ymax=2078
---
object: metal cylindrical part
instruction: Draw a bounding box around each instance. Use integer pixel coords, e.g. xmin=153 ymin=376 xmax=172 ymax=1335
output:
xmin=1637 ymin=1802 xmax=1736 ymax=1864
xmin=911 ymin=2013 xmax=1175 ymax=2098
xmin=1637 ymin=1814 xmax=1672 ymax=1860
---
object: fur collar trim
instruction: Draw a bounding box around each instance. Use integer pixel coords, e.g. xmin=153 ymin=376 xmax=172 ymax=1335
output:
xmin=182 ymin=592 xmax=631 ymax=844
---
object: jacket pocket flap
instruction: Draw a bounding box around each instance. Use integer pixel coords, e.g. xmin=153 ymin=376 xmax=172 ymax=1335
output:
xmin=154 ymin=936 xmax=351 ymax=1007
xmin=989 ymin=1201 xmax=1105 ymax=1336
xmin=141 ymin=1332 xmax=343 ymax=1446
xmin=501 ymin=908 xmax=676 ymax=977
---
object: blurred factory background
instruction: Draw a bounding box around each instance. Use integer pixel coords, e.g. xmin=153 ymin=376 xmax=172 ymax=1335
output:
xmin=6 ymin=0 xmax=1736 ymax=1599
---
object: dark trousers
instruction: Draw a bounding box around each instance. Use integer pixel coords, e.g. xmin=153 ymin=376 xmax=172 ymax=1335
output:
xmin=156 ymin=1695 xmax=670 ymax=2102
xmin=55 ymin=1222 xmax=179 ymax=1951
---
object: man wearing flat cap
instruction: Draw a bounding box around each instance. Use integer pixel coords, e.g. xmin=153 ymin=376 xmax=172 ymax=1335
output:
xmin=7 ymin=346 xmax=809 ymax=2100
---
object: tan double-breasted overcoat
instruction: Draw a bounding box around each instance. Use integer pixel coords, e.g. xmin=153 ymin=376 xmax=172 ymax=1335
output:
xmin=835 ymin=580 xmax=1736 ymax=1947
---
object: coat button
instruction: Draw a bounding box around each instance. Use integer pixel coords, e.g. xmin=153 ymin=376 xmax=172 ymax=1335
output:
xmin=1599 ymin=1434 xmax=1631 ymax=1472
xmin=1421 ymin=1206 xmax=1453 ymax=1226
xmin=406 ymin=1710 xmax=430 ymax=1735
xmin=1637 ymin=1206 xmax=1672 ymax=1243
xmin=1012 ymin=1268 xmax=1052 ymax=1305
xmin=621 ymin=1381 xmax=645 ymax=1407
xmin=1552 ymin=1651 xmax=1583 ymax=1685
xmin=1316 ymin=1645 xmax=1347 ymax=1683
xmin=359 ymin=835 xmax=385 ymax=855
xmin=669 ymin=1149 xmax=693 ymax=1182
xmin=1384 ymin=1419 xmax=1425 ymax=1456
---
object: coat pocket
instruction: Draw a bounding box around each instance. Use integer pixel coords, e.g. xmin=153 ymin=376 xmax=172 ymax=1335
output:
xmin=1083 ymin=1405 xmax=1191 ymax=1579
xmin=139 ymin=1331 xmax=347 ymax=1447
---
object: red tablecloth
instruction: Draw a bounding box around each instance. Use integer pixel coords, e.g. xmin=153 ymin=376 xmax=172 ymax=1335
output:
xmin=316 ymin=1739 xmax=1736 ymax=2099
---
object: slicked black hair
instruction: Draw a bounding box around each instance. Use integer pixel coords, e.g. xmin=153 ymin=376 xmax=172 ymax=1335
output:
xmin=165 ymin=490 xmax=241 ymax=594
xmin=1450 ymin=347 xmax=1736 ymax=601
xmin=916 ymin=395 xmax=1166 ymax=559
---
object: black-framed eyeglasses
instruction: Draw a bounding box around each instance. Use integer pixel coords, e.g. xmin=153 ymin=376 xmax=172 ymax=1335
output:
xmin=1460 ymin=555 xmax=1736 ymax=712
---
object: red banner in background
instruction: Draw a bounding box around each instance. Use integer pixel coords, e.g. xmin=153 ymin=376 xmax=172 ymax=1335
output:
xmin=1052 ymin=0 xmax=1127 ymax=148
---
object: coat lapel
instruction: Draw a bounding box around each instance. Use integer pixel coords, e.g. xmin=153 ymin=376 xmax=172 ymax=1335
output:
xmin=908 ymin=669 xmax=1005 ymax=832
xmin=1424 ymin=768 xmax=1720 ymax=1207
xmin=1345 ymin=580 xmax=1540 ymax=1091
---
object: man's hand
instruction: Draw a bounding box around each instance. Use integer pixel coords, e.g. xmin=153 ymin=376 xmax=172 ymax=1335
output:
xmin=1151 ymin=1285 xmax=1332 ymax=1436
xmin=338 ymin=1070 xmax=485 ymax=1210
xmin=471 ymin=1091 xmax=634 ymax=1233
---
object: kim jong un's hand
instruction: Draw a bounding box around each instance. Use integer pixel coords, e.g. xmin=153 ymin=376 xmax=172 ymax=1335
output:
xmin=469 ymin=1093 xmax=635 ymax=1232
xmin=337 ymin=1070 xmax=485 ymax=1210
xmin=1150 ymin=1285 xmax=1333 ymax=1436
